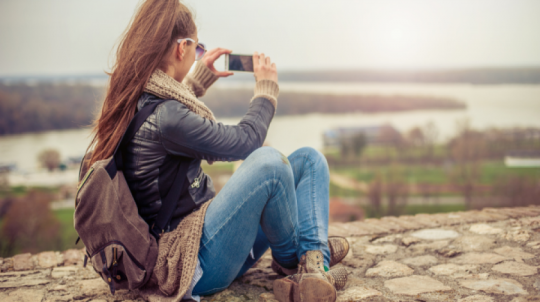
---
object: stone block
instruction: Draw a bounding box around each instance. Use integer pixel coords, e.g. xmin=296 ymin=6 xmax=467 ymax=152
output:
xmin=501 ymin=230 xmax=531 ymax=242
xmin=51 ymin=266 xmax=79 ymax=279
xmin=63 ymin=249 xmax=83 ymax=266
xmin=469 ymin=224 xmax=503 ymax=235
xmin=75 ymin=278 xmax=110 ymax=298
xmin=458 ymin=295 xmax=494 ymax=302
xmin=384 ymin=275 xmax=452 ymax=296
xmin=37 ymin=251 xmax=57 ymax=268
xmin=492 ymin=261 xmax=538 ymax=276
xmin=364 ymin=245 xmax=397 ymax=255
xmin=400 ymin=255 xmax=438 ymax=267
xmin=1 ymin=288 xmax=45 ymax=302
xmin=459 ymin=278 xmax=528 ymax=295
xmin=12 ymin=253 xmax=33 ymax=271
xmin=0 ymin=278 xmax=50 ymax=289
xmin=428 ymin=264 xmax=477 ymax=277
xmin=452 ymin=253 xmax=509 ymax=264
xmin=337 ymin=286 xmax=382 ymax=301
xmin=494 ymin=246 xmax=535 ymax=262
xmin=366 ymin=260 xmax=413 ymax=278
xmin=453 ymin=236 xmax=495 ymax=252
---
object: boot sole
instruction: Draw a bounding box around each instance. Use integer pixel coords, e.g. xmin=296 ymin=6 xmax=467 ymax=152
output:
xmin=274 ymin=278 xmax=300 ymax=302
xmin=299 ymin=276 xmax=336 ymax=302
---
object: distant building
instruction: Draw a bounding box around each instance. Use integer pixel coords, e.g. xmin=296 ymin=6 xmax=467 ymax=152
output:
xmin=329 ymin=198 xmax=364 ymax=222
xmin=0 ymin=163 xmax=17 ymax=173
xmin=505 ymin=151 xmax=540 ymax=167
xmin=323 ymin=124 xmax=400 ymax=148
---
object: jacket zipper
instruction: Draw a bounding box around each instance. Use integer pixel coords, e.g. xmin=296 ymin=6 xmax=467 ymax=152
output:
xmin=191 ymin=168 xmax=204 ymax=189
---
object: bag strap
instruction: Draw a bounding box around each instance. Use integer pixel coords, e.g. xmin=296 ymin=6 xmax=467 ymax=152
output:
xmin=150 ymin=155 xmax=190 ymax=239
xmin=105 ymin=100 xmax=164 ymax=177
xmin=102 ymin=100 xmax=190 ymax=239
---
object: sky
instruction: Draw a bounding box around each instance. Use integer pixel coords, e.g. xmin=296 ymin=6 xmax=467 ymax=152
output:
xmin=1 ymin=0 xmax=540 ymax=76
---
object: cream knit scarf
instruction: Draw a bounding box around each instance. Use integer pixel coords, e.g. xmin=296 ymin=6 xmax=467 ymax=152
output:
xmin=144 ymin=68 xmax=217 ymax=122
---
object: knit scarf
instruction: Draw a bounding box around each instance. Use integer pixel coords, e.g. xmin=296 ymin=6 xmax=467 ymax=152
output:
xmin=144 ymin=68 xmax=217 ymax=122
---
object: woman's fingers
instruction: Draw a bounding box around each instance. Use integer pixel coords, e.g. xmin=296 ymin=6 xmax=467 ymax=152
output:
xmin=253 ymin=51 xmax=260 ymax=69
xmin=214 ymin=71 xmax=234 ymax=77
xmin=253 ymin=51 xmax=278 ymax=83
xmin=205 ymin=48 xmax=231 ymax=63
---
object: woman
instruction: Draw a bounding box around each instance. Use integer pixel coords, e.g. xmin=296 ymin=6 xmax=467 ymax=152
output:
xmin=88 ymin=1 xmax=349 ymax=301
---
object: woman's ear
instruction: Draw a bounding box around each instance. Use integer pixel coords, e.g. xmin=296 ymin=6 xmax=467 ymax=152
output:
xmin=176 ymin=40 xmax=186 ymax=61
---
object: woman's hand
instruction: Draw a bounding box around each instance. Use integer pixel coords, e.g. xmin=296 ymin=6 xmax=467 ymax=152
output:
xmin=253 ymin=52 xmax=278 ymax=83
xmin=202 ymin=48 xmax=234 ymax=77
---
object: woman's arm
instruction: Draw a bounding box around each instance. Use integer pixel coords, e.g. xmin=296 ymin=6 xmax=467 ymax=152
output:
xmin=158 ymin=83 xmax=278 ymax=161
xmin=163 ymin=50 xmax=279 ymax=161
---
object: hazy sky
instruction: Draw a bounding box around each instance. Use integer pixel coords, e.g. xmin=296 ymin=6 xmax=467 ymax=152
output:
xmin=1 ymin=0 xmax=540 ymax=76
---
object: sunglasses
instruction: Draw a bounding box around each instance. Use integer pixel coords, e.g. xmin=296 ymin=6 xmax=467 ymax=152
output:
xmin=177 ymin=38 xmax=206 ymax=61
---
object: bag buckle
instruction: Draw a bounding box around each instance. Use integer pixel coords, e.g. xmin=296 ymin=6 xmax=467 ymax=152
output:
xmin=150 ymin=223 xmax=164 ymax=239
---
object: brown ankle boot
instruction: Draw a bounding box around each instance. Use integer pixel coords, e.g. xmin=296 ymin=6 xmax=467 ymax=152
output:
xmin=272 ymin=237 xmax=350 ymax=276
xmin=274 ymin=250 xmax=346 ymax=302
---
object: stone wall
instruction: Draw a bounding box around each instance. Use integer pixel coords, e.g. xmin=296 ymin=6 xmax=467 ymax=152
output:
xmin=1 ymin=206 xmax=539 ymax=302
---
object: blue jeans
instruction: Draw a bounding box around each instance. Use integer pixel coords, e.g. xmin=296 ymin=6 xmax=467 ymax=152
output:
xmin=192 ymin=146 xmax=330 ymax=296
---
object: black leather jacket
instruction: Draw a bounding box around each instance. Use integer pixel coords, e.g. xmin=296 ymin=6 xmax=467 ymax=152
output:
xmin=123 ymin=87 xmax=276 ymax=231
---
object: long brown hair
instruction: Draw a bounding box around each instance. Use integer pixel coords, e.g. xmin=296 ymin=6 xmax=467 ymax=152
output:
xmin=87 ymin=0 xmax=196 ymax=167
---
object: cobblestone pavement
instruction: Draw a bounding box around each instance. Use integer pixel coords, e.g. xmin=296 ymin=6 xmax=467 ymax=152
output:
xmin=1 ymin=205 xmax=539 ymax=302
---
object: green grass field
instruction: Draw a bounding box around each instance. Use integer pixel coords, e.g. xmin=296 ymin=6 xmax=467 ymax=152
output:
xmin=331 ymin=161 xmax=539 ymax=186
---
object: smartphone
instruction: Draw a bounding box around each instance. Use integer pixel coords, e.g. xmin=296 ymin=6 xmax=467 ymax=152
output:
xmin=225 ymin=54 xmax=254 ymax=73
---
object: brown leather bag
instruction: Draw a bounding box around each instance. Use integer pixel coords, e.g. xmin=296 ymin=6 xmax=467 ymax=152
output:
xmin=74 ymin=101 xmax=189 ymax=294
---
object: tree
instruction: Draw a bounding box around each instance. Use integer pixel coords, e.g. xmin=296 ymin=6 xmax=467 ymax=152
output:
xmin=340 ymin=132 xmax=367 ymax=159
xmin=384 ymin=165 xmax=409 ymax=216
xmin=422 ymin=121 xmax=439 ymax=159
xmin=0 ymin=190 xmax=61 ymax=256
xmin=38 ymin=149 xmax=61 ymax=171
xmin=448 ymin=119 xmax=484 ymax=209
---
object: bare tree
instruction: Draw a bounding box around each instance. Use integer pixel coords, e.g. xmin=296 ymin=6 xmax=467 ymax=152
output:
xmin=495 ymin=176 xmax=540 ymax=207
xmin=368 ymin=174 xmax=383 ymax=217
xmin=384 ymin=165 xmax=409 ymax=216
xmin=448 ymin=119 xmax=484 ymax=209
xmin=38 ymin=149 xmax=61 ymax=172
xmin=422 ymin=121 xmax=439 ymax=159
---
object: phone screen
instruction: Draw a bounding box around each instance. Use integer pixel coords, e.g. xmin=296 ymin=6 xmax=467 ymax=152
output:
xmin=228 ymin=54 xmax=254 ymax=72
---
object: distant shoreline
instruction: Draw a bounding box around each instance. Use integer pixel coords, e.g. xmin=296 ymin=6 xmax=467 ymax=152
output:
xmin=3 ymin=66 xmax=540 ymax=85
xmin=0 ymin=82 xmax=466 ymax=136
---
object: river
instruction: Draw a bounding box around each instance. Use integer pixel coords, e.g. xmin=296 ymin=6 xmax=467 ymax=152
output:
xmin=1 ymin=82 xmax=539 ymax=173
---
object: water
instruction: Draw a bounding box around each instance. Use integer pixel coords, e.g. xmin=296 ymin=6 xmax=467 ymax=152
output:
xmin=1 ymin=83 xmax=539 ymax=173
